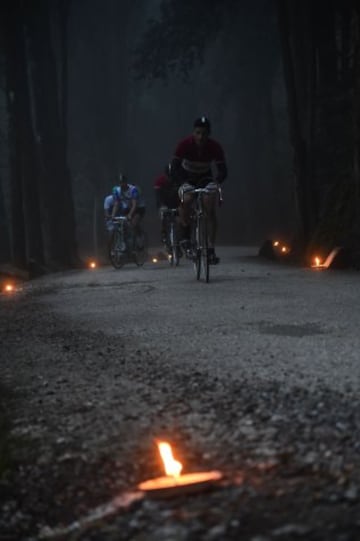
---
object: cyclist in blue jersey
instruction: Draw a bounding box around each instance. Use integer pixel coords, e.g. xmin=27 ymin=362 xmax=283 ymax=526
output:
xmin=111 ymin=174 xmax=146 ymax=228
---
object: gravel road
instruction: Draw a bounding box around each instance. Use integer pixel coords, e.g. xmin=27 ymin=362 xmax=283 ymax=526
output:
xmin=1 ymin=246 xmax=360 ymax=540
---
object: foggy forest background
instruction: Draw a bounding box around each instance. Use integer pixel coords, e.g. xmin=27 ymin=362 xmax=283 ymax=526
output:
xmin=1 ymin=0 xmax=360 ymax=271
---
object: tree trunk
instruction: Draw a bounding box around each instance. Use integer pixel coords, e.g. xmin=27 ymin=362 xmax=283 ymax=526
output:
xmin=2 ymin=0 xmax=44 ymax=268
xmin=25 ymin=0 xmax=78 ymax=267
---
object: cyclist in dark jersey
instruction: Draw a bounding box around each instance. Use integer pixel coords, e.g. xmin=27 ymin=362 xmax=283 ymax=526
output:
xmin=170 ymin=116 xmax=227 ymax=264
xmin=153 ymin=165 xmax=180 ymax=243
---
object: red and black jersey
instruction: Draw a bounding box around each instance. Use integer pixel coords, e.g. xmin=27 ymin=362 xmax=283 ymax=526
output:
xmin=172 ymin=135 xmax=227 ymax=181
xmin=153 ymin=174 xmax=179 ymax=208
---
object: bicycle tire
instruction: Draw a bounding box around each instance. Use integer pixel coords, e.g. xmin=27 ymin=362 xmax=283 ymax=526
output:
xmin=193 ymin=217 xmax=201 ymax=280
xmin=201 ymin=217 xmax=210 ymax=283
xmin=109 ymin=230 xmax=125 ymax=269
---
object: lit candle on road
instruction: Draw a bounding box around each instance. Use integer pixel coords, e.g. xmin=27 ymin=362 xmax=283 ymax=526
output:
xmin=138 ymin=441 xmax=223 ymax=498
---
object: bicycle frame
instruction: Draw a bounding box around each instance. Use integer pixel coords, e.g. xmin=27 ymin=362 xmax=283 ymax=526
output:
xmin=180 ymin=184 xmax=222 ymax=282
xmin=109 ymin=216 xmax=148 ymax=269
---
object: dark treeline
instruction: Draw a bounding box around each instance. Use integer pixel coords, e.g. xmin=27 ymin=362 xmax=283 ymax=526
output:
xmin=0 ymin=0 xmax=78 ymax=270
xmin=278 ymin=0 xmax=360 ymax=262
xmin=0 ymin=0 xmax=360 ymax=271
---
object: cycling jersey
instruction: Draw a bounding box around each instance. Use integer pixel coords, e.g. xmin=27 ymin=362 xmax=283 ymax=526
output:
xmin=172 ymin=135 xmax=227 ymax=183
xmin=104 ymin=194 xmax=115 ymax=215
xmin=153 ymin=174 xmax=179 ymax=208
xmin=114 ymin=184 xmax=146 ymax=211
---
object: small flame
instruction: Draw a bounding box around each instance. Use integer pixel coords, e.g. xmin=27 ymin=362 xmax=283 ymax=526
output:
xmin=314 ymin=257 xmax=321 ymax=267
xmin=4 ymin=283 xmax=14 ymax=292
xmin=89 ymin=261 xmax=97 ymax=269
xmin=152 ymin=258 xmax=158 ymax=263
xmin=157 ymin=441 xmax=183 ymax=478
xmin=273 ymin=241 xmax=279 ymax=247
xmin=281 ymin=246 xmax=288 ymax=253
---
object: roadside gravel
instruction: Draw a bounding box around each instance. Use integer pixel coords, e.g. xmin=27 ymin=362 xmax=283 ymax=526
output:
xmin=1 ymin=248 xmax=360 ymax=540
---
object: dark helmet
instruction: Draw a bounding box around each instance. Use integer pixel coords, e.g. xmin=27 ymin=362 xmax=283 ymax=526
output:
xmin=118 ymin=173 xmax=128 ymax=183
xmin=193 ymin=116 xmax=211 ymax=133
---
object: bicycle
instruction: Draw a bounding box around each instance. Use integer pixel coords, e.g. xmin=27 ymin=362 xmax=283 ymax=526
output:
xmin=109 ymin=216 xmax=148 ymax=269
xmin=162 ymin=208 xmax=182 ymax=266
xmin=181 ymin=184 xmax=222 ymax=283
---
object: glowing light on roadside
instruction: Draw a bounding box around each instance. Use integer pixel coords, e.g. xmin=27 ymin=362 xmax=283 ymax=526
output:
xmin=157 ymin=441 xmax=183 ymax=478
xmin=273 ymin=241 xmax=279 ymax=247
xmin=4 ymin=283 xmax=14 ymax=292
xmin=89 ymin=261 xmax=97 ymax=269
xmin=281 ymin=246 xmax=288 ymax=253
xmin=152 ymin=258 xmax=158 ymax=263
xmin=313 ymin=257 xmax=321 ymax=267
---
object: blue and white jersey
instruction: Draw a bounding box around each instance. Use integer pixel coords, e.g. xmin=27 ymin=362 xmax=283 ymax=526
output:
xmin=114 ymin=184 xmax=145 ymax=211
xmin=104 ymin=194 xmax=115 ymax=214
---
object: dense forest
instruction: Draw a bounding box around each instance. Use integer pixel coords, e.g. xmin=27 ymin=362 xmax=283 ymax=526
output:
xmin=1 ymin=0 xmax=360 ymax=272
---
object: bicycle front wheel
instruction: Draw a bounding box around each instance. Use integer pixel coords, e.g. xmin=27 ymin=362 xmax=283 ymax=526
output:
xmin=109 ymin=230 xmax=125 ymax=269
xmin=192 ymin=220 xmax=201 ymax=280
xmin=201 ymin=217 xmax=209 ymax=283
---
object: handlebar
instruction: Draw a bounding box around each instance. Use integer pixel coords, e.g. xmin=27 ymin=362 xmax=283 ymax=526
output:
xmin=112 ymin=216 xmax=128 ymax=222
xmin=180 ymin=184 xmax=223 ymax=204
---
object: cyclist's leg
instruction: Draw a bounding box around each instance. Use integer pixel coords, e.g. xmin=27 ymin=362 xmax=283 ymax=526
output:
xmin=132 ymin=208 xmax=146 ymax=249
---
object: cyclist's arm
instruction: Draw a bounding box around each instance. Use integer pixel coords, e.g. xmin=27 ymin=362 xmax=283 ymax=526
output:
xmin=111 ymin=201 xmax=120 ymax=218
xmin=170 ymin=139 xmax=189 ymax=185
xmin=216 ymin=161 xmax=227 ymax=183
xmin=170 ymin=156 xmax=187 ymax=186
xmin=127 ymin=198 xmax=137 ymax=221
xmin=213 ymin=142 xmax=227 ymax=183
xmin=104 ymin=196 xmax=113 ymax=219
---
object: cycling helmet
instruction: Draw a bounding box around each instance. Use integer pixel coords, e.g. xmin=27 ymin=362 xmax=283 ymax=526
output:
xmin=193 ymin=116 xmax=211 ymax=133
xmin=112 ymin=186 xmax=121 ymax=199
xmin=118 ymin=173 xmax=128 ymax=183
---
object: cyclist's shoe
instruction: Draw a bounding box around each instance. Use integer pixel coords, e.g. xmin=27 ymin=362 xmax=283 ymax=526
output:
xmin=208 ymin=248 xmax=220 ymax=265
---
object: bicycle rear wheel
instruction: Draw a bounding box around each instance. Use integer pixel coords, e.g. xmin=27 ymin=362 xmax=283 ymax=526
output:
xmin=109 ymin=230 xmax=125 ymax=269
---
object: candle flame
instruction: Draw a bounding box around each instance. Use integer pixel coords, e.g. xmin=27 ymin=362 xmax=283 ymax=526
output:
xmin=89 ymin=261 xmax=97 ymax=269
xmin=273 ymin=241 xmax=279 ymax=247
xmin=314 ymin=257 xmax=321 ymax=267
xmin=4 ymin=283 xmax=14 ymax=292
xmin=157 ymin=441 xmax=183 ymax=478
xmin=281 ymin=246 xmax=288 ymax=253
